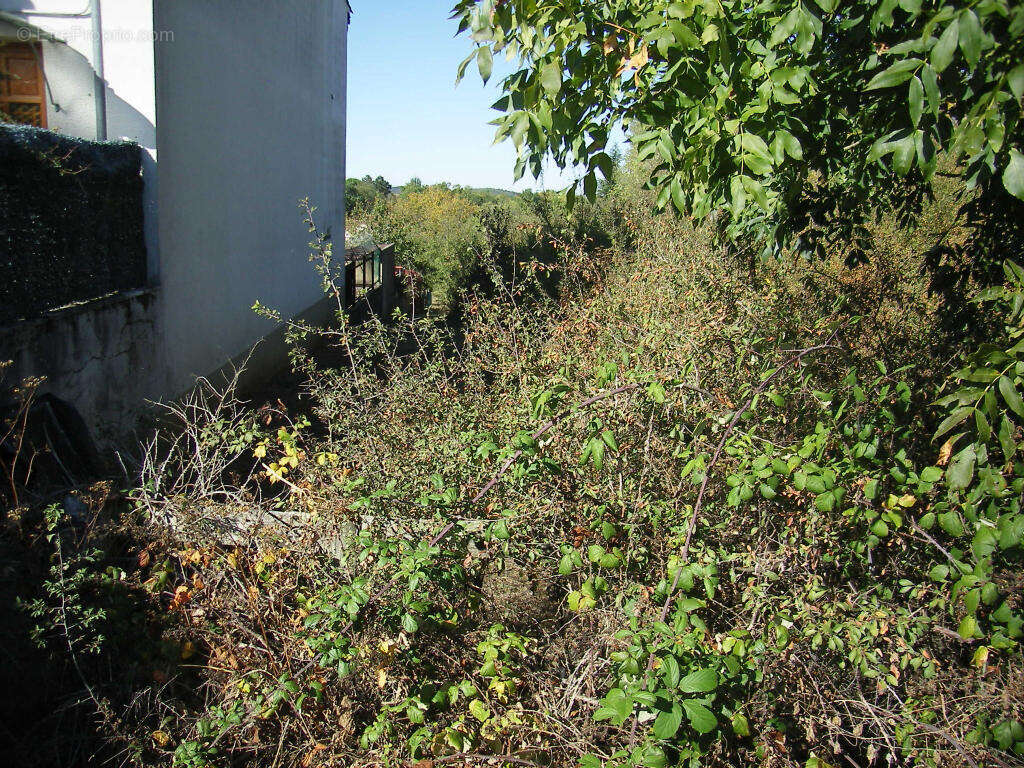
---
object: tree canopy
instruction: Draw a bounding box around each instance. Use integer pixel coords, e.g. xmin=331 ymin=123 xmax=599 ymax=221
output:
xmin=346 ymin=175 xmax=393 ymax=215
xmin=453 ymin=0 xmax=1024 ymax=260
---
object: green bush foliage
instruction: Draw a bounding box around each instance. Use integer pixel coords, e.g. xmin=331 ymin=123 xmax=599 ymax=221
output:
xmin=365 ymin=184 xmax=491 ymax=311
xmin=452 ymin=0 xmax=1024 ymax=261
xmin=345 ymin=175 xmax=392 ymax=215
xmin=10 ymin=154 xmax=1009 ymax=768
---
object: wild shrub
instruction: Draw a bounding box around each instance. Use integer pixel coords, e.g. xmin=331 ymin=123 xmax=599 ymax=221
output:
xmin=366 ymin=185 xmax=489 ymax=312
xmin=16 ymin=160 xmax=1023 ymax=768
xmin=90 ymin=173 xmax=1020 ymax=768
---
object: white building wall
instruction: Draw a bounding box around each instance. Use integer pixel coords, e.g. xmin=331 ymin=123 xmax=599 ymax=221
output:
xmin=152 ymin=0 xmax=347 ymax=397
xmin=0 ymin=1 xmax=156 ymax=144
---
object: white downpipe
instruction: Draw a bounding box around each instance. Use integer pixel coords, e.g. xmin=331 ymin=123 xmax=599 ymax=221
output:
xmin=90 ymin=0 xmax=105 ymax=140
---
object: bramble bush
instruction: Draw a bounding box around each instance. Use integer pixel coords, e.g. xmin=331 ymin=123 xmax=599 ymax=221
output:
xmin=9 ymin=150 xmax=1004 ymax=768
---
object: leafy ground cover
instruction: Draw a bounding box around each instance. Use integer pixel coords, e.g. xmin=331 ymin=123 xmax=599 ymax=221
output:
xmin=5 ymin=154 xmax=1022 ymax=768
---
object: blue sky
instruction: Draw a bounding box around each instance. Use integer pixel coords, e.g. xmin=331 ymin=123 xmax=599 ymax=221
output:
xmin=345 ymin=1 xmax=576 ymax=192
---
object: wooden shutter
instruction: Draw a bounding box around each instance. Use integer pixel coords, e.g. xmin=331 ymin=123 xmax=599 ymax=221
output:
xmin=1 ymin=42 xmax=46 ymax=128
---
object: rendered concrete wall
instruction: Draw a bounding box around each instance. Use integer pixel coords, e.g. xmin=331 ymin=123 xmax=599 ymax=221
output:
xmin=152 ymin=0 xmax=347 ymax=397
xmin=0 ymin=290 xmax=161 ymax=449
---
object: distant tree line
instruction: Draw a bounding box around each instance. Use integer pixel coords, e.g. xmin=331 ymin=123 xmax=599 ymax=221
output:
xmin=347 ymin=173 xmax=520 ymax=216
xmin=345 ymin=175 xmax=393 ymax=215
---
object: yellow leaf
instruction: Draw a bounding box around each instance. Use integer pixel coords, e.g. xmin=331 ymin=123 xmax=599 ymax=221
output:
xmin=938 ymin=437 xmax=955 ymax=466
xmin=180 ymin=640 xmax=197 ymax=660
xmin=898 ymin=494 xmax=916 ymax=508
xmin=377 ymin=667 xmax=388 ymax=689
xmin=151 ymin=730 xmax=171 ymax=748
xmin=627 ymin=43 xmax=649 ymax=70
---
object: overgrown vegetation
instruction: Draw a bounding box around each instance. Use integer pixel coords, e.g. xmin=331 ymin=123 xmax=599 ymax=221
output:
xmin=6 ymin=5 xmax=1024 ymax=767
xmin=6 ymin=148 xmax=1022 ymax=768
xmin=346 ymin=175 xmax=393 ymax=216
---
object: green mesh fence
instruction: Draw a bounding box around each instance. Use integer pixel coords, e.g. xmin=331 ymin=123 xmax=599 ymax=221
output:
xmin=0 ymin=124 xmax=147 ymax=322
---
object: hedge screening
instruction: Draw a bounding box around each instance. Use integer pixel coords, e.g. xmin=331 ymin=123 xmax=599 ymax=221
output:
xmin=0 ymin=123 xmax=147 ymax=322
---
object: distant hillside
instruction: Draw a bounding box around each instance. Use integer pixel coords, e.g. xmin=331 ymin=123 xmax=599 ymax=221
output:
xmin=469 ymin=187 xmax=517 ymax=198
xmin=391 ymin=185 xmax=517 ymax=199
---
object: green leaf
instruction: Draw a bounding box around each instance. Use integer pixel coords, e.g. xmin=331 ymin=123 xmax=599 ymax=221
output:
xmin=972 ymin=527 xmax=999 ymax=559
xmin=1004 ymin=150 xmax=1024 ymax=201
xmin=998 ymin=374 xmax=1024 ymax=416
xmin=957 ymin=10 xmax=982 ymax=68
xmin=595 ymin=687 xmax=633 ymax=724
xmin=402 ymin=612 xmax=419 ymax=633
xmin=730 ymin=174 xmax=746 ymax=215
xmin=934 ymin=406 xmax=972 ymax=439
xmin=681 ymin=699 xmax=717 ymax=734
xmin=931 ymin=19 xmax=958 ymax=73
xmin=671 ymin=176 xmax=687 ymax=214
xmin=477 ymin=45 xmax=493 ymax=83
xmin=865 ymin=58 xmax=922 ymax=91
xmin=679 ymin=667 xmax=719 ymax=693
xmin=599 ymin=552 xmax=622 ymax=569
xmin=908 ymin=76 xmax=924 ymax=126
xmin=1009 ymin=64 xmax=1024 ymax=101
xmin=947 ymin=445 xmax=976 ymax=490
xmin=922 ymin=65 xmax=940 ymax=116
xmin=731 ymin=712 xmax=751 ymax=737
xmin=815 ymin=491 xmax=836 ymax=512
xmin=456 ymin=51 xmax=476 ymax=85
xmin=592 ymin=152 xmax=614 ymax=181
xmin=769 ymin=8 xmax=800 ymax=47
xmin=640 ymin=746 xmax=668 ymax=768
xmin=779 ymin=130 xmax=802 ymax=159
xmin=998 ymin=415 xmax=1017 ymax=459
xmin=739 ymin=133 xmax=774 ymax=175
xmin=490 ymin=519 xmax=510 ymax=540
xmin=892 ymin=134 xmax=915 ymax=175
xmin=653 ymin=704 xmax=683 ymax=739
xmin=958 ymin=614 xmax=979 ymax=640
xmin=558 ymin=553 xmax=574 ymax=575
xmin=540 ymin=61 xmax=562 ymax=95
xmin=661 ymin=655 xmax=681 ymax=688
xmin=939 ymin=510 xmax=965 ymax=537
xmin=469 ymin=699 xmax=490 ymax=722
xmin=975 ymin=408 xmax=991 ymax=442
